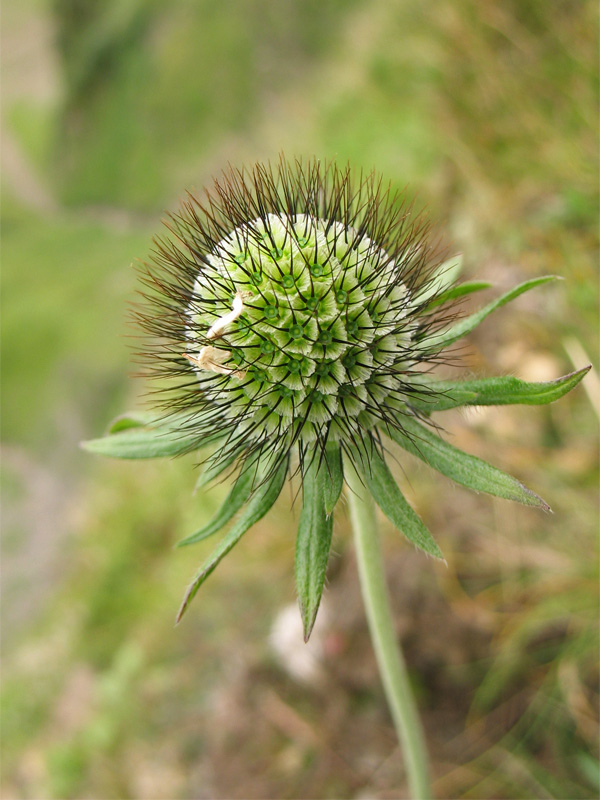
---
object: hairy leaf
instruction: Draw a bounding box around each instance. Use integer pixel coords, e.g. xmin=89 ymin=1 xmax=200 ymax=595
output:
xmin=409 ymin=367 xmax=590 ymax=413
xmin=424 ymin=275 xmax=559 ymax=350
xmin=82 ymin=412 xmax=221 ymax=459
xmin=295 ymin=458 xmax=335 ymax=641
xmin=323 ymin=447 xmax=344 ymax=516
xmin=353 ymin=446 xmax=444 ymax=559
xmin=177 ymin=461 xmax=258 ymax=547
xmin=388 ymin=415 xmax=550 ymax=510
xmin=445 ymin=368 xmax=590 ymax=407
xmin=176 ymin=458 xmax=288 ymax=623
xmin=82 ymin=427 xmax=208 ymax=459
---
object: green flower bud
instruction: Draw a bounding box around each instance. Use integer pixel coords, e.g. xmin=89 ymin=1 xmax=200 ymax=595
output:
xmin=141 ymin=157 xmax=450 ymax=462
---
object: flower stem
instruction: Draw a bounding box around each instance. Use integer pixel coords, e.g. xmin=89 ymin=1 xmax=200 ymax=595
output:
xmin=346 ymin=467 xmax=432 ymax=800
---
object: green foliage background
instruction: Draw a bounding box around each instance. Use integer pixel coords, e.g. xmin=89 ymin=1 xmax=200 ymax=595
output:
xmin=2 ymin=1 xmax=598 ymax=798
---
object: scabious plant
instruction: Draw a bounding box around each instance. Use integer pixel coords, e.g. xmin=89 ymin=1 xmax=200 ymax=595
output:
xmin=84 ymin=156 xmax=588 ymax=798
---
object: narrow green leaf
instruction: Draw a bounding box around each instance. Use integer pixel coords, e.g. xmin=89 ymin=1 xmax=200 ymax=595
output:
xmin=81 ymin=427 xmax=206 ymax=459
xmin=423 ymin=275 xmax=559 ymax=350
xmin=82 ymin=412 xmax=223 ymax=459
xmin=387 ymin=415 xmax=550 ymax=510
xmin=426 ymin=280 xmax=492 ymax=309
xmin=177 ymin=462 xmax=258 ymax=547
xmin=352 ymin=446 xmax=444 ymax=559
xmin=176 ymin=458 xmax=287 ymax=623
xmin=447 ymin=368 xmax=590 ymax=407
xmin=408 ymin=367 xmax=590 ymax=413
xmin=323 ymin=447 xmax=344 ymax=516
xmin=295 ymin=459 xmax=335 ymax=641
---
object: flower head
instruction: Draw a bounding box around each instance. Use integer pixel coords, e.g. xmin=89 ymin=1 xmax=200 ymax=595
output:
xmin=137 ymin=157 xmax=451 ymax=468
xmin=85 ymin=156 xmax=589 ymax=638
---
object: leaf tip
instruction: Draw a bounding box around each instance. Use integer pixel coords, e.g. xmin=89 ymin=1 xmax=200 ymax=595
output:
xmin=175 ymin=603 xmax=186 ymax=625
xmin=575 ymin=364 xmax=592 ymax=379
xmin=423 ymin=543 xmax=447 ymax=564
xmin=537 ymin=494 xmax=552 ymax=514
xmin=299 ymin=602 xmax=319 ymax=643
xmin=302 ymin=620 xmax=317 ymax=643
xmin=429 ymin=545 xmax=446 ymax=562
xmin=523 ymin=484 xmax=552 ymax=513
xmin=176 ymin=580 xmax=199 ymax=625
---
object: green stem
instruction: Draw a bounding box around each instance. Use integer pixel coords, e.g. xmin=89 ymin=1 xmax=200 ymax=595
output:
xmin=346 ymin=467 xmax=432 ymax=800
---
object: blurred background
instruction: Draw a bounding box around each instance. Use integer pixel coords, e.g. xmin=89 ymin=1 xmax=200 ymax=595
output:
xmin=2 ymin=0 xmax=598 ymax=797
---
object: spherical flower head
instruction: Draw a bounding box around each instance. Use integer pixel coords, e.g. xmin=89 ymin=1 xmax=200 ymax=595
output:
xmin=138 ymin=157 xmax=447 ymax=466
xmin=186 ymin=214 xmax=413 ymax=439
